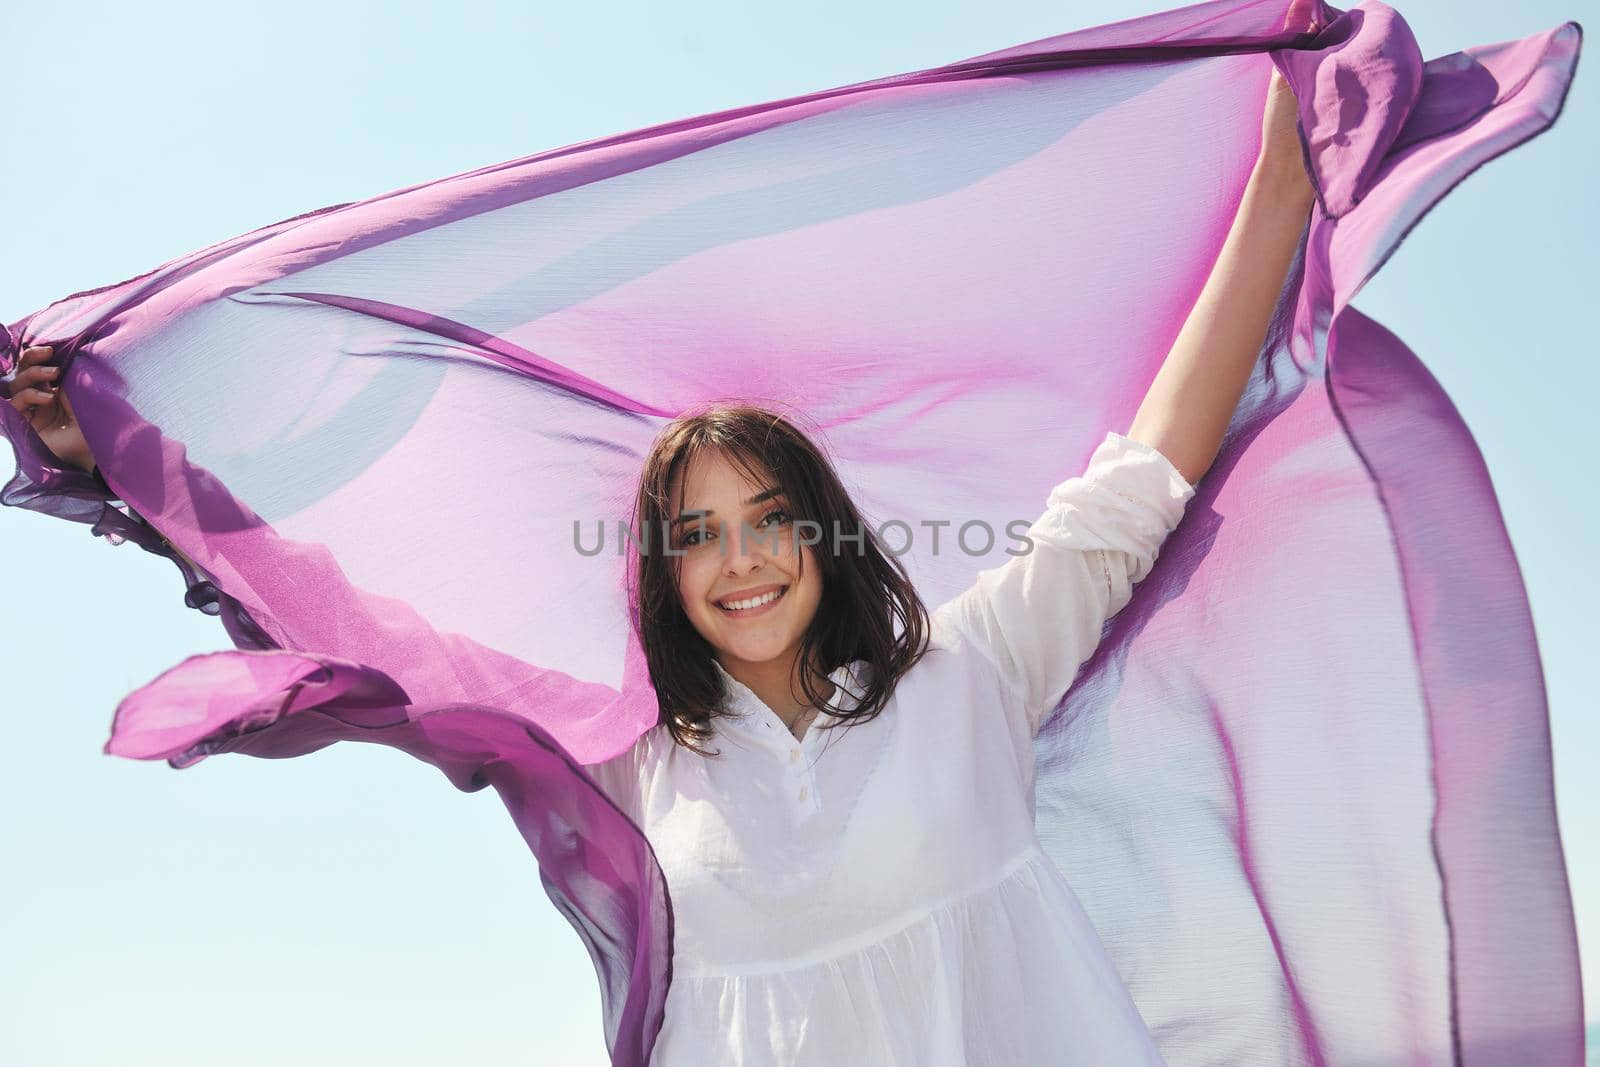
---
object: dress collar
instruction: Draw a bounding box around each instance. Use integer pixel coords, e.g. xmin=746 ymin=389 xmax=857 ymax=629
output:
xmin=710 ymin=658 xmax=867 ymax=750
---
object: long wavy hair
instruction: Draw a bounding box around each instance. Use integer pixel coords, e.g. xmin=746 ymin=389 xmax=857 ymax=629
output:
xmin=626 ymin=402 xmax=930 ymax=755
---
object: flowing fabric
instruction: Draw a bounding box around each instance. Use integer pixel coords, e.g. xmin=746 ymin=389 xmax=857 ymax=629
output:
xmin=1 ymin=1 xmax=1584 ymax=1062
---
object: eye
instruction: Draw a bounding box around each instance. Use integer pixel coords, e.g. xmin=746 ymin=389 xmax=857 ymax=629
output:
xmin=679 ymin=526 xmax=716 ymax=548
xmin=759 ymin=508 xmax=790 ymax=528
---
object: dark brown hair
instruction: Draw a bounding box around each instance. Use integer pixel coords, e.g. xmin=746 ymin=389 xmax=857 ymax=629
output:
xmin=626 ymin=402 xmax=930 ymax=754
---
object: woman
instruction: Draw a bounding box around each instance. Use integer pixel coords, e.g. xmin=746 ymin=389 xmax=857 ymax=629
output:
xmin=575 ymin=71 xmax=1315 ymax=1063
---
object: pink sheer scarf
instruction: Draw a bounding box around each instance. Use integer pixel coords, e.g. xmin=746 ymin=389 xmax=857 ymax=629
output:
xmin=2 ymin=1 xmax=1584 ymax=1062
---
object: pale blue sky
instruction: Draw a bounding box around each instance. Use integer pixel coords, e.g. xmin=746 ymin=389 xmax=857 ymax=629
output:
xmin=1 ymin=2 xmax=1592 ymax=1064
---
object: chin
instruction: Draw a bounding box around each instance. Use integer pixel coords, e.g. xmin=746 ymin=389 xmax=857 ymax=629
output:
xmin=720 ymin=641 xmax=795 ymax=667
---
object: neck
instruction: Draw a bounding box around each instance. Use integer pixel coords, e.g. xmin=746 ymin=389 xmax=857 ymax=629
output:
xmin=719 ymin=648 xmax=833 ymax=732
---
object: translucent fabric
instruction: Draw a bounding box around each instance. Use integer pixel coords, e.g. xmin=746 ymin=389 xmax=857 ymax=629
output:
xmin=0 ymin=1 xmax=1584 ymax=1063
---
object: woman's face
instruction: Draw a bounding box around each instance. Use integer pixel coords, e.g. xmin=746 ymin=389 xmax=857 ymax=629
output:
xmin=667 ymin=449 xmax=823 ymax=672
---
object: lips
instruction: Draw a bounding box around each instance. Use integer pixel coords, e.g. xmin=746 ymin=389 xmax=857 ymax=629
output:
xmin=715 ymin=583 xmax=789 ymax=614
xmin=715 ymin=582 xmax=785 ymax=605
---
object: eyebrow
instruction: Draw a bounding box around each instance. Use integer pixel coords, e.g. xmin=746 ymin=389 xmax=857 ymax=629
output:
xmin=671 ymin=487 xmax=785 ymax=528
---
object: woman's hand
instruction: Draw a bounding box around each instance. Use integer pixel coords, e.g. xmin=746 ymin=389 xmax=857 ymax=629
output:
xmin=8 ymin=343 xmax=203 ymax=572
xmin=7 ymin=344 xmax=97 ymax=473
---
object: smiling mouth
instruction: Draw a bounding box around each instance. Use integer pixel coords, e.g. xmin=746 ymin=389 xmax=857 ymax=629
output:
xmin=716 ymin=585 xmax=789 ymax=615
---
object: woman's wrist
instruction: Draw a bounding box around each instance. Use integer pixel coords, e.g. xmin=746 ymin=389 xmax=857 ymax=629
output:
xmin=1250 ymin=148 xmax=1318 ymax=211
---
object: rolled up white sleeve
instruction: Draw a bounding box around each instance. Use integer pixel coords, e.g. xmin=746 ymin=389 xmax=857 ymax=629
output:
xmin=934 ymin=431 xmax=1197 ymax=738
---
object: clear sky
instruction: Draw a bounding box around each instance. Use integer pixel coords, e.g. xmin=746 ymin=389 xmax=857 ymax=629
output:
xmin=1 ymin=1 xmax=1593 ymax=1064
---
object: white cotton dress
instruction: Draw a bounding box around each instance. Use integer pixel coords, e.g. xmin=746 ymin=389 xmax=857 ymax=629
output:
xmin=585 ymin=431 xmax=1197 ymax=1066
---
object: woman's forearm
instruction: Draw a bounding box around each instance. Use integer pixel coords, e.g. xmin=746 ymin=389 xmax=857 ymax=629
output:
xmin=1126 ymin=153 xmax=1316 ymax=487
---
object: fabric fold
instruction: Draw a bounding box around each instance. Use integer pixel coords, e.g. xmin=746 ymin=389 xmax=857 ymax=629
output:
xmin=2 ymin=1 xmax=1584 ymax=1062
xmin=97 ymin=645 xmax=674 ymax=1067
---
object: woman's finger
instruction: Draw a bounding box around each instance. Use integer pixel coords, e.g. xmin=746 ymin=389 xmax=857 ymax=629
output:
xmin=17 ymin=344 xmax=54 ymax=370
xmin=13 ymin=364 xmax=61 ymax=390
xmin=11 ymin=386 xmax=59 ymax=408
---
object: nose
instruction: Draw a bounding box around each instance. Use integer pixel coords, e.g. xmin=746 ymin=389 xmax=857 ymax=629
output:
xmin=722 ymin=522 xmax=771 ymax=576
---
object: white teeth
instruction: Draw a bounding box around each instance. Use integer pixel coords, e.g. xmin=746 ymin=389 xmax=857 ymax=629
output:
xmin=719 ymin=588 xmax=784 ymax=612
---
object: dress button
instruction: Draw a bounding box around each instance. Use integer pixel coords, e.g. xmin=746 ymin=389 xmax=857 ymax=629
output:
xmin=789 ymin=749 xmax=800 ymax=763
xmin=799 ymin=785 xmax=809 ymax=800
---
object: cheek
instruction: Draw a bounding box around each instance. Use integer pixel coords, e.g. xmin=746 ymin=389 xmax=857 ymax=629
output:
xmin=676 ymin=555 xmax=716 ymax=614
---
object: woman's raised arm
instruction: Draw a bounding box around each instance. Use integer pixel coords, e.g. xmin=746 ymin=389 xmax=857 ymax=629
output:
xmin=1126 ymin=67 xmax=1317 ymax=485
xmin=931 ymin=67 xmax=1315 ymax=737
